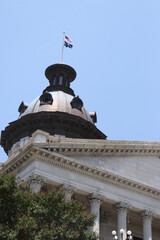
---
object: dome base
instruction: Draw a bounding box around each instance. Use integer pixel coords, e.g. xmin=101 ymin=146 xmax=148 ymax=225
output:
xmin=1 ymin=111 xmax=106 ymax=154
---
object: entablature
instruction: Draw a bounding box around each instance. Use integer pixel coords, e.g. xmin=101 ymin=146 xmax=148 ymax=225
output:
xmin=1 ymin=142 xmax=160 ymax=202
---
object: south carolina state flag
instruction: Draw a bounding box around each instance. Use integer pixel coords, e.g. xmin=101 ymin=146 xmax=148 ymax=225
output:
xmin=64 ymin=41 xmax=73 ymax=48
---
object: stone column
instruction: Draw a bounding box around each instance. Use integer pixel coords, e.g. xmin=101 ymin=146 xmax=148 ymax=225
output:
xmin=90 ymin=193 xmax=102 ymax=236
xmin=141 ymin=210 xmax=154 ymax=240
xmin=61 ymin=184 xmax=76 ymax=201
xmin=115 ymin=202 xmax=130 ymax=240
xmin=28 ymin=174 xmax=44 ymax=193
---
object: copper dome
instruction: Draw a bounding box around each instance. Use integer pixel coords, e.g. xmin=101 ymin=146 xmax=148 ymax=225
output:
xmin=1 ymin=63 xmax=106 ymax=154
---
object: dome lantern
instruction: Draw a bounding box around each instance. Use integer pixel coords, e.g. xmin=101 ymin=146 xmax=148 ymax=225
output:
xmin=44 ymin=64 xmax=76 ymax=96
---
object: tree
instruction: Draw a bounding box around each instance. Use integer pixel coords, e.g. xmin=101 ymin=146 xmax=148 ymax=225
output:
xmin=0 ymin=175 xmax=99 ymax=240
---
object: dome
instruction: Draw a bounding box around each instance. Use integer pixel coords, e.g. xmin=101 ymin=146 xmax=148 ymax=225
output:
xmin=1 ymin=63 xmax=106 ymax=154
xmin=20 ymin=91 xmax=93 ymax=123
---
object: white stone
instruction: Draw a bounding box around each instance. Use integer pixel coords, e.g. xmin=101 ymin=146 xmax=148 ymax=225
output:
xmin=90 ymin=194 xmax=101 ymax=235
xmin=1 ymin=131 xmax=160 ymax=239
xmin=142 ymin=210 xmax=154 ymax=240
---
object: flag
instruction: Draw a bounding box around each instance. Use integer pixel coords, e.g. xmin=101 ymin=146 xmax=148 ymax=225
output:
xmin=64 ymin=35 xmax=72 ymax=43
xmin=64 ymin=41 xmax=73 ymax=48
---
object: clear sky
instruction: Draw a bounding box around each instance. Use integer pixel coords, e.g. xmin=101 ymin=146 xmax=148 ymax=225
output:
xmin=1 ymin=0 xmax=160 ymax=162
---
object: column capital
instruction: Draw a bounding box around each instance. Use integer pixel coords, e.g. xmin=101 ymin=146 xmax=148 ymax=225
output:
xmin=90 ymin=193 xmax=104 ymax=202
xmin=141 ymin=210 xmax=156 ymax=220
xmin=60 ymin=183 xmax=76 ymax=193
xmin=16 ymin=176 xmax=24 ymax=185
xmin=27 ymin=174 xmax=45 ymax=185
xmin=60 ymin=184 xmax=76 ymax=201
xmin=115 ymin=201 xmax=132 ymax=211
xmin=27 ymin=174 xmax=45 ymax=193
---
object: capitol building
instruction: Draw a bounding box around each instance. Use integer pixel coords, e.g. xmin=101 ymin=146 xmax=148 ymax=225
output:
xmin=1 ymin=63 xmax=160 ymax=240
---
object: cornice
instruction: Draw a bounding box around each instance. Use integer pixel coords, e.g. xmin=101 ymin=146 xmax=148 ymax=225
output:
xmin=42 ymin=145 xmax=160 ymax=157
xmin=2 ymin=144 xmax=160 ymax=201
xmin=30 ymin=131 xmax=160 ymax=156
xmin=38 ymin=143 xmax=160 ymax=157
xmin=3 ymin=129 xmax=160 ymax=159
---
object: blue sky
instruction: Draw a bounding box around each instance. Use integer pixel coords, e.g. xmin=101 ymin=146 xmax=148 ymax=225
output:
xmin=1 ymin=0 xmax=160 ymax=161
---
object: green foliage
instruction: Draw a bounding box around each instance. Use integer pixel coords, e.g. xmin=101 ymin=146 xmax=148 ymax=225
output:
xmin=0 ymin=175 xmax=98 ymax=240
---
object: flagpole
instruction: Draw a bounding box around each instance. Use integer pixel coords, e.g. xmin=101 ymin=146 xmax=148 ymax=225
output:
xmin=61 ymin=32 xmax=65 ymax=64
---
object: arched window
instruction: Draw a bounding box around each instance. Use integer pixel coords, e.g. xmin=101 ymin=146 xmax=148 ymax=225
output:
xmin=39 ymin=92 xmax=53 ymax=106
xmin=70 ymin=96 xmax=83 ymax=112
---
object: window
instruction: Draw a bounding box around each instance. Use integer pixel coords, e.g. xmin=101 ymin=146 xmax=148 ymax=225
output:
xmin=89 ymin=112 xmax=97 ymax=123
xmin=39 ymin=92 xmax=53 ymax=106
xmin=65 ymin=80 xmax=68 ymax=87
xmin=70 ymin=96 xmax=83 ymax=112
xmin=59 ymin=76 xmax=63 ymax=85
xmin=18 ymin=101 xmax=28 ymax=114
xmin=53 ymin=77 xmax=56 ymax=85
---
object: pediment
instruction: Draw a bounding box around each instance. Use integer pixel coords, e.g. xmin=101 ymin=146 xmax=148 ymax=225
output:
xmin=1 ymin=142 xmax=160 ymax=201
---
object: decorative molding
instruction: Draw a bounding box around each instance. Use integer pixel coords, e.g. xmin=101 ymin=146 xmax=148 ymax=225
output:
xmin=1 ymin=145 xmax=160 ymax=201
xmin=33 ymin=149 xmax=160 ymax=201
xmin=44 ymin=146 xmax=160 ymax=157
xmin=43 ymin=133 xmax=160 ymax=157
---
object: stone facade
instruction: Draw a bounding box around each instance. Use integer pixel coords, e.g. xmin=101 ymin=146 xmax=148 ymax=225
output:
xmin=1 ymin=129 xmax=160 ymax=240
xmin=1 ymin=63 xmax=160 ymax=240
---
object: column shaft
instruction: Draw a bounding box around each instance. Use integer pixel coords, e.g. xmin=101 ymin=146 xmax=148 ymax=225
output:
xmin=118 ymin=208 xmax=127 ymax=240
xmin=142 ymin=211 xmax=153 ymax=240
xmin=116 ymin=202 xmax=130 ymax=240
xmin=143 ymin=217 xmax=152 ymax=240
xmin=90 ymin=195 xmax=101 ymax=235
xmin=90 ymin=199 xmax=100 ymax=234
